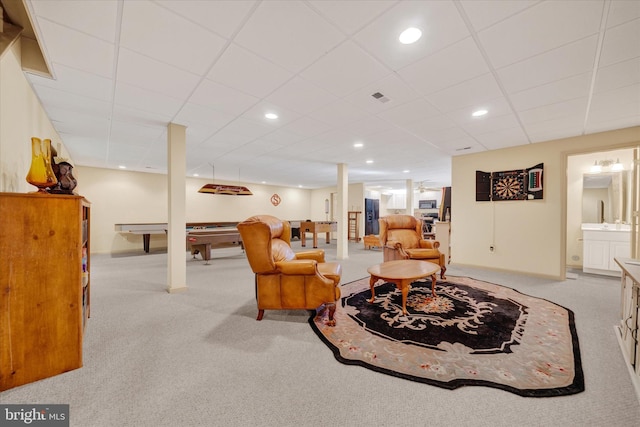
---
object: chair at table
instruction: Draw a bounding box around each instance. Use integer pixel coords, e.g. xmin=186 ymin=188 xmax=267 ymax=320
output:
xmin=237 ymin=215 xmax=342 ymax=325
xmin=378 ymin=214 xmax=447 ymax=279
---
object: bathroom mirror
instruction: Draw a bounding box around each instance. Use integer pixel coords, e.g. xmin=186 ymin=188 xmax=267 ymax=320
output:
xmin=582 ymin=171 xmax=632 ymax=224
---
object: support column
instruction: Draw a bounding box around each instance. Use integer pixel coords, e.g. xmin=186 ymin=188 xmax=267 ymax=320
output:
xmin=337 ymin=163 xmax=348 ymax=260
xmin=405 ymin=179 xmax=414 ymax=215
xmin=167 ymin=123 xmax=187 ymax=293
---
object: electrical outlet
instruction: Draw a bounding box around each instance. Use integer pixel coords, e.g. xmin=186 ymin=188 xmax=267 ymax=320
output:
xmin=489 ymin=245 xmax=495 ymax=252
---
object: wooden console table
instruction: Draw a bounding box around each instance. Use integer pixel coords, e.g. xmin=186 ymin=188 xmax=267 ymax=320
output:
xmin=614 ymin=258 xmax=640 ymax=394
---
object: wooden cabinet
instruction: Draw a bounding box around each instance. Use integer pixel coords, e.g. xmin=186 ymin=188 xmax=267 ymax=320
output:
xmin=0 ymin=192 xmax=90 ymax=391
xmin=615 ymin=258 xmax=640 ymax=391
xmin=583 ymin=228 xmax=630 ymax=276
xmin=348 ymin=211 xmax=361 ymax=242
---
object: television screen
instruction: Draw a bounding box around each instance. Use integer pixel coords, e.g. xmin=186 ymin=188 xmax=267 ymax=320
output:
xmin=419 ymin=199 xmax=437 ymax=209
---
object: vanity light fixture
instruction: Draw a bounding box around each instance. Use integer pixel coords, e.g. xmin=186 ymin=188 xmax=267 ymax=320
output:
xmin=612 ymin=159 xmax=624 ymax=171
xmin=590 ymin=161 xmax=602 ymax=173
xmin=472 ymin=109 xmax=488 ymax=117
xmin=399 ymin=27 xmax=422 ymax=44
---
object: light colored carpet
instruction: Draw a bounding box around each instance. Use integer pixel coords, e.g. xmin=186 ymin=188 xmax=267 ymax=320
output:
xmin=2 ymin=242 xmax=640 ymax=427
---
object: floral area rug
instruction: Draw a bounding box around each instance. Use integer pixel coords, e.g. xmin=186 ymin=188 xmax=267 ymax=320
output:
xmin=309 ymin=276 xmax=584 ymax=397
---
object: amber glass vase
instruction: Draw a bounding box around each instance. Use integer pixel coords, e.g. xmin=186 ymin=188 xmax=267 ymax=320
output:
xmin=26 ymin=137 xmax=58 ymax=192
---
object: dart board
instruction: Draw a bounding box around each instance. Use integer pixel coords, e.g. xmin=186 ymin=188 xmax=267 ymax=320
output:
xmin=492 ymin=171 xmax=527 ymax=200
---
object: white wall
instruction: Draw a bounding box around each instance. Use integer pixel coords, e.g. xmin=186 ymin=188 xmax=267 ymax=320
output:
xmin=0 ymin=39 xmax=69 ymax=193
xmin=75 ymin=166 xmax=317 ymax=253
xmin=452 ymin=127 xmax=640 ymax=279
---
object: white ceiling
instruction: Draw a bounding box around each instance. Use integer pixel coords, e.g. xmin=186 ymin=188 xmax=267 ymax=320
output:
xmin=22 ymin=0 xmax=640 ymax=189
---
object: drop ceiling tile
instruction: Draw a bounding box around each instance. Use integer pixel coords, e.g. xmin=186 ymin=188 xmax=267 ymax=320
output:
xmin=478 ymin=1 xmax=602 ymax=68
xmin=217 ymin=116 xmax=274 ymax=140
xmin=459 ymin=0 xmax=539 ymax=31
xmin=300 ymin=41 xmax=390 ymax=97
xmin=233 ymin=1 xmax=345 ymax=73
xmin=435 ymin=136 xmax=484 ymax=155
xmin=30 ymin=0 xmax=118 ymax=42
xmin=27 ymin=64 xmax=113 ymax=102
xmin=400 ymin=114 xmax=459 ymax=141
xmin=446 ymin=97 xmax=513 ymax=124
xmin=588 ymin=83 xmax=640 ymax=122
xmin=595 ymin=57 xmax=640 ymax=93
xmin=114 ymin=82 xmax=184 ymax=118
xmin=354 ymin=0 xmax=469 ymax=70
xmin=398 ymin=37 xmax=489 ymax=95
xmin=259 ymin=129 xmax=307 ymax=147
xmin=599 ymin=18 xmax=640 ymax=67
xmin=309 ymin=0 xmax=396 ymax=35
xmin=308 ymin=99 xmax=370 ymax=127
xmin=265 ymin=77 xmax=338 ymax=115
xmin=53 ymin=114 xmax=111 ymax=138
xmin=120 ymin=1 xmax=227 ymax=75
xmin=425 ymin=73 xmax=503 ymax=113
xmin=111 ymin=104 xmax=173 ymax=128
xmin=375 ymin=98 xmax=441 ymax=126
xmin=459 ymin=113 xmax=521 ymax=135
xmin=606 ymin=1 xmax=640 ymax=28
xmin=33 ymin=85 xmax=112 ymax=116
xmin=188 ymin=78 xmax=260 ymax=115
xmin=281 ymin=116 xmax=333 ymax=138
xmin=157 ymin=0 xmax=257 ymax=38
xmin=509 ymin=72 xmax=592 ymax=112
xmin=241 ymin=101 xmax=302 ymax=128
xmin=35 ymin=19 xmax=115 ymax=78
xmin=117 ymin=48 xmax=201 ymax=100
xmin=519 ymin=97 xmax=588 ymax=126
xmin=173 ymin=103 xmax=236 ymax=129
xmin=475 ymin=126 xmax=530 ymax=150
xmin=202 ymin=126 xmax=256 ymax=149
xmin=109 ymin=120 xmax=166 ymax=147
xmin=342 ymin=73 xmax=421 ymax=114
xmin=207 ymin=44 xmax=293 ymax=98
xmin=337 ymin=116 xmax=396 ymax=139
xmin=496 ymin=35 xmax=598 ymax=94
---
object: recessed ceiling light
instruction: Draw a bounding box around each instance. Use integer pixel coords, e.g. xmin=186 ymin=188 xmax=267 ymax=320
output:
xmin=403 ymin=170 xmax=410 ymax=173
xmin=261 ymin=181 xmax=266 ymax=184
xmin=472 ymin=109 xmax=488 ymax=117
xmin=118 ymin=165 xmax=126 ymax=169
xmin=265 ymin=113 xmax=278 ymax=120
xmin=354 ymin=143 xmax=364 ymax=148
xmin=193 ymin=173 xmax=199 ymax=177
xmin=366 ymin=160 xmax=374 ymax=164
xmin=399 ymin=27 xmax=422 ymax=44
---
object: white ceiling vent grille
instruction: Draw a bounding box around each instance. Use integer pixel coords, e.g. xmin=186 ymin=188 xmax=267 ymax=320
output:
xmin=371 ymin=92 xmax=390 ymax=103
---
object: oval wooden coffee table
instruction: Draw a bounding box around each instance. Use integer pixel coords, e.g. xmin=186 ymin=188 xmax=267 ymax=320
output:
xmin=367 ymin=259 xmax=440 ymax=315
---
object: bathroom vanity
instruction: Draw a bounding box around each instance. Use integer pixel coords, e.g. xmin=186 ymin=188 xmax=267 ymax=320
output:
xmin=582 ymin=223 xmax=631 ymax=276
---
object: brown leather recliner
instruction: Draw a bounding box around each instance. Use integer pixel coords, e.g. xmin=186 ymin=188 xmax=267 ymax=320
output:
xmin=237 ymin=215 xmax=342 ymax=325
xmin=379 ymin=214 xmax=447 ymax=279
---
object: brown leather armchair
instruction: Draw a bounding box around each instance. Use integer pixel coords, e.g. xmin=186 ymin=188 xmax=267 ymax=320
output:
xmin=237 ymin=215 xmax=342 ymax=325
xmin=379 ymin=214 xmax=447 ymax=279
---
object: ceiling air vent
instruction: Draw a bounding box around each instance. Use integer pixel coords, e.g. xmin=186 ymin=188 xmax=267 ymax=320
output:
xmin=371 ymin=92 xmax=390 ymax=103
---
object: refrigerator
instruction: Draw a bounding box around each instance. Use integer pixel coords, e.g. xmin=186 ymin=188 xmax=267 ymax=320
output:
xmin=364 ymin=198 xmax=379 ymax=235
